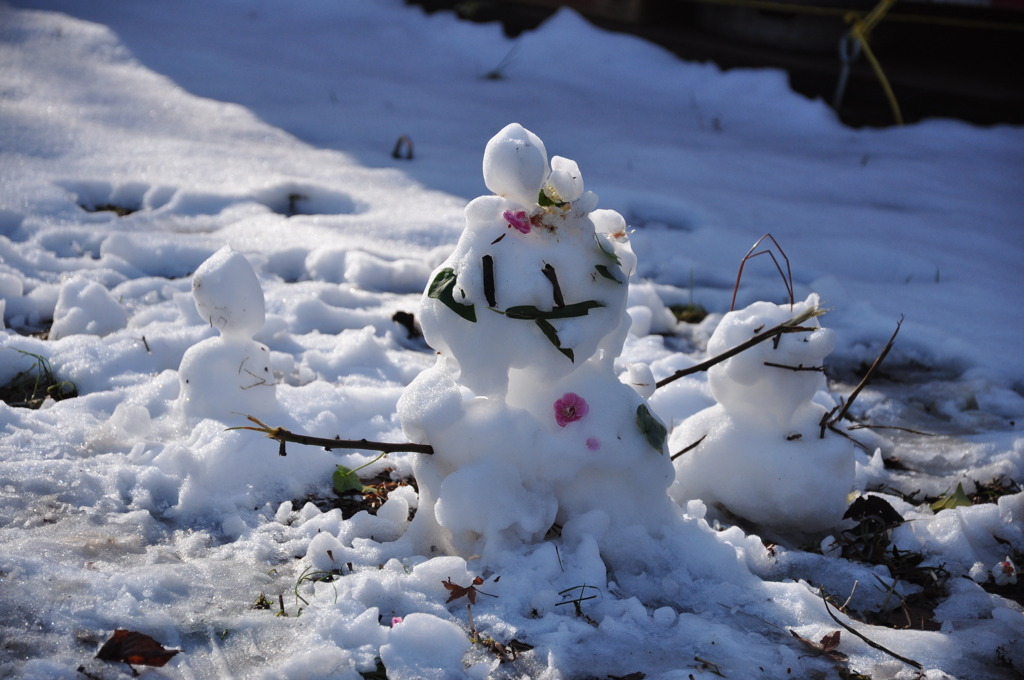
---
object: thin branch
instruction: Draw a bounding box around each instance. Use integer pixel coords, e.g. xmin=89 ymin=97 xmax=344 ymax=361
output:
xmin=229 ymin=415 xmax=434 ymax=457
xmin=846 ymin=423 xmax=934 ymax=437
xmin=671 ymin=434 xmax=707 ymax=461
xmin=824 ymin=316 xmax=903 ymax=430
xmin=656 ymin=306 xmax=825 ymax=389
xmin=763 ymin=361 xmax=824 ymax=372
xmin=730 ymin=233 xmax=793 ymax=311
xmin=819 ymin=588 xmax=922 ymax=670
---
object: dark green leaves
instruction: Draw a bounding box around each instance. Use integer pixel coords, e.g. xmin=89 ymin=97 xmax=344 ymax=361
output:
xmin=504 ymin=300 xmax=603 ymax=320
xmin=594 ymin=264 xmax=622 ymax=284
xmin=636 ymin=405 xmax=667 ymax=453
xmin=500 ymin=300 xmax=604 ymax=362
xmin=428 ymin=268 xmax=476 ymax=322
xmin=535 ymin=318 xmax=574 ymax=362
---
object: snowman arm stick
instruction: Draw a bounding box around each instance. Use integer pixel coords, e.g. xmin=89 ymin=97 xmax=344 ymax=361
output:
xmin=824 ymin=316 xmax=903 ymax=428
xmin=229 ymin=415 xmax=434 ymax=456
xmin=655 ymin=309 xmax=824 ymax=389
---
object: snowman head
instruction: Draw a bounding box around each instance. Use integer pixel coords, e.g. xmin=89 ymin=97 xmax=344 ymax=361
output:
xmin=706 ymin=294 xmax=833 ymax=426
xmin=482 ymin=123 xmax=549 ymax=207
xmin=191 ymin=246 xmax=266 ymax=341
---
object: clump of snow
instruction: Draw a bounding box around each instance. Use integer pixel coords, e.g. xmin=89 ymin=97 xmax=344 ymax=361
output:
xmin=49 ymin=274 xmax=128 ymax=339
xmin=379 ymin=612 xmax=472 ymax=680
xmin=669 ymin=293 xmax=857 ymax=532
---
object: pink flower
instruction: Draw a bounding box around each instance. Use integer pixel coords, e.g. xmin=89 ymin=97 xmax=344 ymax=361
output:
xmin=503 ymin=209 xmax=531 ymax=234
xmin=993 ymin=557 xmax=1017 ymax=586
xmin=391 ymin=616 xmax=404 ymax=626
xmin=586 ymin=437 xmax=600 ymax=451
xmin=554 ymin=392 xmax=589 ymax=427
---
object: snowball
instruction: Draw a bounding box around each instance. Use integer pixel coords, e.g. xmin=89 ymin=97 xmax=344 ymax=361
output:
xmin=545 ymin=155 xmax=584 ymax=204
xmin=379 ymin=612 xmax=470 ymax=680
xmin=191 ymin=246 xmax=265 ymax=340
xmin=622 ymin=363 xmax=656 ymax=399
xmin=482 ymin=122 xmax=548 ymax=206
xmin=49 ymin=275 xmax=128 ymax=339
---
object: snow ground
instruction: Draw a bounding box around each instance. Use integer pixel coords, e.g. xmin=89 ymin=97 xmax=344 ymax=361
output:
xmin=1 ymin=1 xmax=1022 ymax=678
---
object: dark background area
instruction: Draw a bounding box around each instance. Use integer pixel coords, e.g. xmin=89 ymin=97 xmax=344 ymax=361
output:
xmin=412 ymin=0 xmax=1024 ymax=128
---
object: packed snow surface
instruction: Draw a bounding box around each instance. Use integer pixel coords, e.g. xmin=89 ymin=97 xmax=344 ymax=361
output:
xmin=1 ymin=1 xmax=1023 ymax=679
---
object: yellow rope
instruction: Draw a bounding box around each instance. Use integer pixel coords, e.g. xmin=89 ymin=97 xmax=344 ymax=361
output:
xmin=845 ymin=0 xmax=903 ymax=125
xmin=675 ymin=0 xmax=1024 ymax=125
xmin=679 ymin=0 xmax=1024 ymax=32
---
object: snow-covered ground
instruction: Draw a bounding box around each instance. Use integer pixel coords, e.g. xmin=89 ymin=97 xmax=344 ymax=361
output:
xmin=1 ymin=1 xmax=1022 ymax=678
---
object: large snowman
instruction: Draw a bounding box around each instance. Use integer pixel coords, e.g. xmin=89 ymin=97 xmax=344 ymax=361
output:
xmin=668 ymin=293 xmax=856 ymax=533
xmin=398 ymin=124 xmax=676 ymax=565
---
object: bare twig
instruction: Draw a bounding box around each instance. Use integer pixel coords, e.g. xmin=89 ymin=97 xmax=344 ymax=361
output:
xmin=820 ymin=316 xmax=903 ymax=436
xmin=763 ymin=361 xmax=824 ymax=372
xmin=832 ymin=316 xmax=902 ymax=424
xmin=846 ymin=423 xmax=934 ymax=436
xmin=841 ymin=580 xmax=859 ymax=611
xmin=671 ymin=434 xmax=707 ymax=461
xmin=656 ymin=306 xmax=824 ymax=389
xmin=730 ymin=233 xmax=794 ymax=311
xmin=230 ymin=415 xmax=434 ymax=457
xmin=819 ymin=588 xmax=922 ymax=670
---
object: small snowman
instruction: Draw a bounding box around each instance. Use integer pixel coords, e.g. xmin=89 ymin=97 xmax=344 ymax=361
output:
xmin=398 ymin=124 xmax=676 ymax=565
xmin=177 ymin=246 xmax=276 ymax=420
xmin=668 ymin=293 xmax=855 ymax=533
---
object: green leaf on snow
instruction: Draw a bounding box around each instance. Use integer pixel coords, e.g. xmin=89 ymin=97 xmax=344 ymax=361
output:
xmin=332 ymin=465 xmax=366 ymax=494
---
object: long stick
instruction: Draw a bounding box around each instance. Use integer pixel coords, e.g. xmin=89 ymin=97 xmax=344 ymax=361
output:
xmin=656 ymin=307 xmax=824 ymax=389
xmin=828 ymin=316 xmax=902 ymax=426
xmin=230 ymin=416 xmax=434 ymax=456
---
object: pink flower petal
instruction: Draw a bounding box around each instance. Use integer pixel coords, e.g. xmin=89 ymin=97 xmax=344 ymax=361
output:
xmin=554 ymin=392 xmax=589 ymax=427
xmin=391 ymin=617 xmax=404 ymax=626
xmin=503 ymin=209 xmax=531 ymax=234
xmin=586 ymin=437 xmax=600 ymax=451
